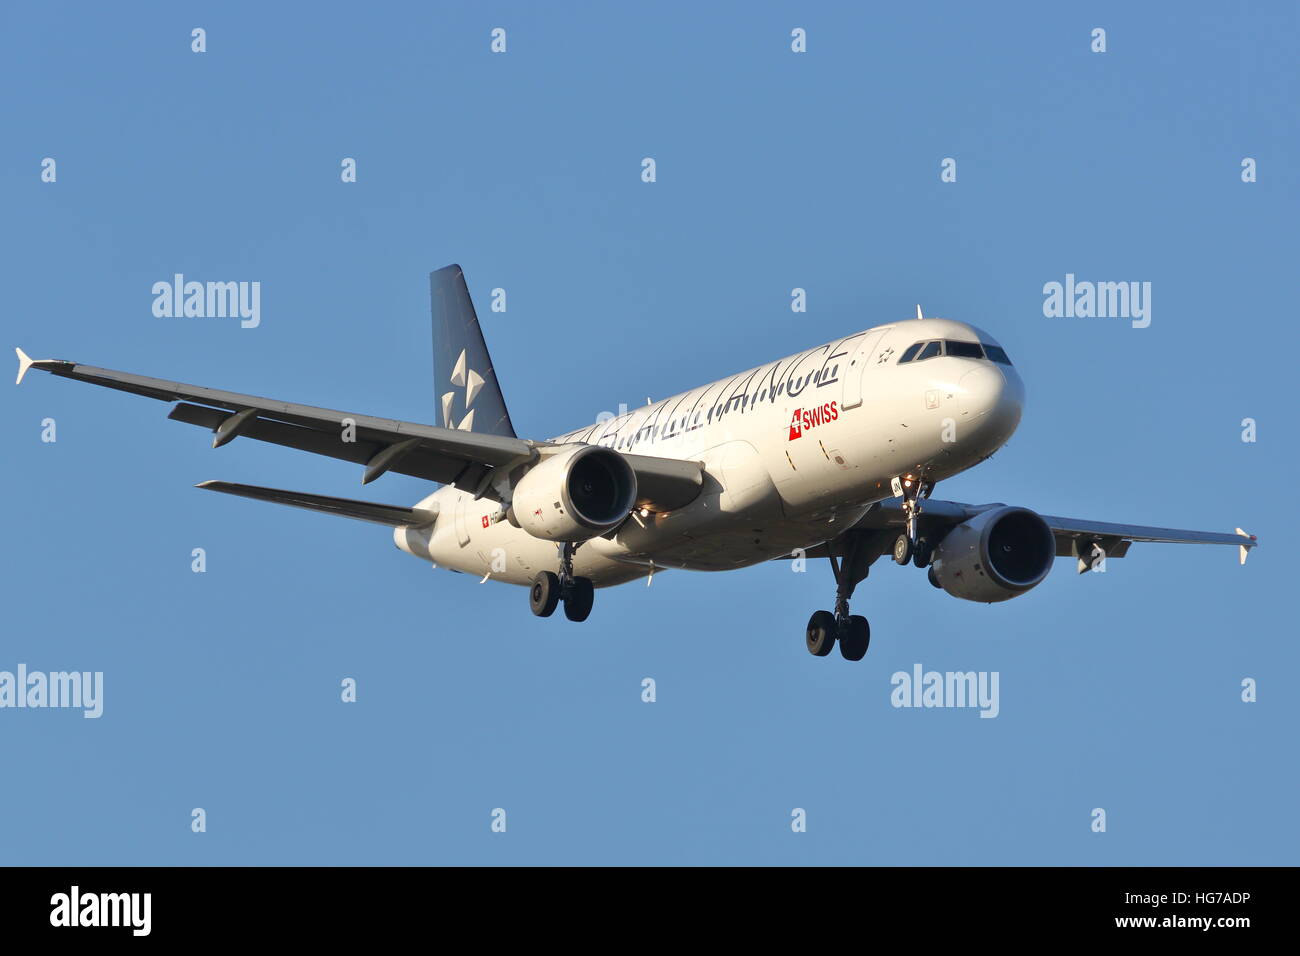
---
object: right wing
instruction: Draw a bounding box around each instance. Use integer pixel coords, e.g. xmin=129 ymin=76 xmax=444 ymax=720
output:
xmin=787 ymin=498 xmax=1258 ymax=567
xmin=851 ymin=499 xmax=1255 ymax=556
xmin=15 ymin=348 xmax=704 ymax=512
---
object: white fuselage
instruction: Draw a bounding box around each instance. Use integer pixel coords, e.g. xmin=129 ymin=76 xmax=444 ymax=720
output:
xmin=395 ymin=318 xmax=1025 ymax=587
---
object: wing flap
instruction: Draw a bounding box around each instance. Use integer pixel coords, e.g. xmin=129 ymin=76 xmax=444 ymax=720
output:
xmin=621 ymin=452 xmax=704 ymax=512
xmin=167 ymin=402 xmax=481 ymax=485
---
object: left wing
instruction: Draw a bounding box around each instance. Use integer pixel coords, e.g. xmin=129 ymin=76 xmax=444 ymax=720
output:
xmin=14 ymin=348 xmax=704 ymax=512
xmin=16 ymin=347 xmax=536 ymax=497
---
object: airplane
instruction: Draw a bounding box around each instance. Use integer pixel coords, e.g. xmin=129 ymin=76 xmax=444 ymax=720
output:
xmin=15 ymin=264 xmax=1257 ymax=661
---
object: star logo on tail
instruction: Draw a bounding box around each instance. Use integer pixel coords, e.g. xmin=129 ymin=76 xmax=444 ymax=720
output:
xmin=442 ymin=348 xmax=485 ymax=431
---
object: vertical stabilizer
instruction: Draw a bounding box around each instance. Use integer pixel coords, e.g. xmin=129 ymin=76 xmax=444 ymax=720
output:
xmin=430 ymin=265 xmax=516 ymax=438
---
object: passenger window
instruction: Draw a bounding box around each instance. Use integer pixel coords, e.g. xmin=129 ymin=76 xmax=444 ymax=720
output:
xmin=899 ymin=343 xmax=924 ymax=363
xmin=945 ymin=340 xmax=983 ymax=359
xmin=917 ymin=341 xmax=941 ymax=361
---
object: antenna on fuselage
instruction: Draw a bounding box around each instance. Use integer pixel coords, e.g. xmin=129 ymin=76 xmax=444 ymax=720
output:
xmin=915 ymin=304 xmax=924 ymax=320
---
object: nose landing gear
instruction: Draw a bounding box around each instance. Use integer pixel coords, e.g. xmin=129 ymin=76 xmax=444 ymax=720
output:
xmin=891 ymin=475 xmax=934 ymax=568
xmin=529 ymin=541 xmax=596 ymax=622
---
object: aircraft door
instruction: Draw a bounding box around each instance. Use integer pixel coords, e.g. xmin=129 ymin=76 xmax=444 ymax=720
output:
xmin=841 ymin=330 xmax=888 ymax=410
xmin=454 ymin=493 xmax=471 ymax=546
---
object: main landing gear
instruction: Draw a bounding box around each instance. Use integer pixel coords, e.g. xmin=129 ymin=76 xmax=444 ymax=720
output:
xmin=804 ymin=477 xmax=940 ymax=661
xmin=530 ymin=541 xmax=595 ymax=622
xmin=806 ymin=531 xmax=874 ymax=661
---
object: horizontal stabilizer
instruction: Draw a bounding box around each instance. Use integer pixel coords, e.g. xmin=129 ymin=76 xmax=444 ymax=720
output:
xmin=196 ymin=481 xmax=436 ymax=527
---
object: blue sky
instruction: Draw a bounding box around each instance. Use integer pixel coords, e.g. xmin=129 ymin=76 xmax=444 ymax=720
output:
xmin=2 ymin=1 xmax=1295 ymax=865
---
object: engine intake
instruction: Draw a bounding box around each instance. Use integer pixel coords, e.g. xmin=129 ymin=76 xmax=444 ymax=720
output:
xmin=931 ymin=506 xmax=1056 ymax=603
xmin=511 ymin=445 xmax=638 ymax=542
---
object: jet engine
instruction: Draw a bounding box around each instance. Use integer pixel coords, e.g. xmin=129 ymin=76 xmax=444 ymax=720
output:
xmin=930 ymin=506 xmax=1056 ymax=603
xmin=510 ymin=445 xmax=638 ymax=542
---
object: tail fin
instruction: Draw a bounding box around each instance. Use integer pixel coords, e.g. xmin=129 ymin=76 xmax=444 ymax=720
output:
xmin=430 ymin=265 xmax=516 ymax=438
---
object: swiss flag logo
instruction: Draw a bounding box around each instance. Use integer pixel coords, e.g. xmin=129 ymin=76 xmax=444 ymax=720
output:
xmin=789 ymin=409 xmax=804 ymax=441
xmin=481 ymin=515 xmax=490 ymax=528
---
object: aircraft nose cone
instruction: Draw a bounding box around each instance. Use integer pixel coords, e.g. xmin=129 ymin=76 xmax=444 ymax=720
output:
xmin=957 ymin=365 xmax=1003 ymax=417
xmin=958 ymin=365 xmax=1023 ymax=437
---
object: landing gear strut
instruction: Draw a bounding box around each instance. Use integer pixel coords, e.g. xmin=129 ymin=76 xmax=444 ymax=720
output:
xmin=530 ymin=541 xmax=595 ymax=622
xmin=891 ymin=475 xmax=934 ymax=568
xmin=805 ymin=531 xmax=875 ymax=661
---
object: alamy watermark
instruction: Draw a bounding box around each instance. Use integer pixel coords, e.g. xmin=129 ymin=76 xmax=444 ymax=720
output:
xmin=0 ymin=664 xmax=103 ymax=718
xmin=890 ymin=663 xmax=999 ymax=718
xmin=50 ymin=886 xmax=150 ymax=936
xmin=152 ymin=274 xmax=260 ymax=328
xmin=1042 ymin=273 xmax=1150 ymax=328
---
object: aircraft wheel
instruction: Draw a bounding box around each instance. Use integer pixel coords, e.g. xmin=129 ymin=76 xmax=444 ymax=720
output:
xmin=806 ymin=610 xmax=837 ymax=657
xmin=563 ymin=577 xmax=595 ymax=622
xmin=530 ymin=571 xmax=561 ymax=617
xmin=892 ymin=533 xmax=913 ymax=566
xmin=912 ymin=538 xmax=933 ymax=569
xmin=927 ymin=565 xmax=943 ymax=589
xmin=838 ymin=615 xmax=870 ymax=661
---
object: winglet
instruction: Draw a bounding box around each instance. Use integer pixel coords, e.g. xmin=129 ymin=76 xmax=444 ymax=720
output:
xmin=1235 ymin=528 xmax=1256 ymax=566
xmin=15 ymin=347 xmax=34 ymax=385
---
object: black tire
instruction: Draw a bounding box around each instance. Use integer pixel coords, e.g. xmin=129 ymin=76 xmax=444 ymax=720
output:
xmin=563 ymin=576 xmax=595 ymax=622
xmin=912 ymin=537 xmax=933 ymax=569
xmin=839 ymin=615 xmax=870 ymax=661
xmin=530 ymin=571 xmax=560 ymax=617
xmin=892 ymin=533 xmax=913 ymax=566
xmin=806 ymin=610 xmax=837 ymax=656
xmin=927 ymin=565 xmax=943 ymax=589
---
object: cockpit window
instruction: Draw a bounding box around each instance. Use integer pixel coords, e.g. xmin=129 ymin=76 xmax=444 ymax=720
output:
xmin=901 ymin=339 xmax=1002 ymax=363
xmin=944 ymin=340 xmax=984 ymax=359
xmin=982 ymin=344 xmax=1012 ymax=365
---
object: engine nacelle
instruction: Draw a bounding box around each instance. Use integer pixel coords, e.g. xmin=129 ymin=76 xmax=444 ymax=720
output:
xmin=931 ymin=506 xmax=1056 ymax=603
xmin=510 ymin=444 xmax=637 ymax=542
